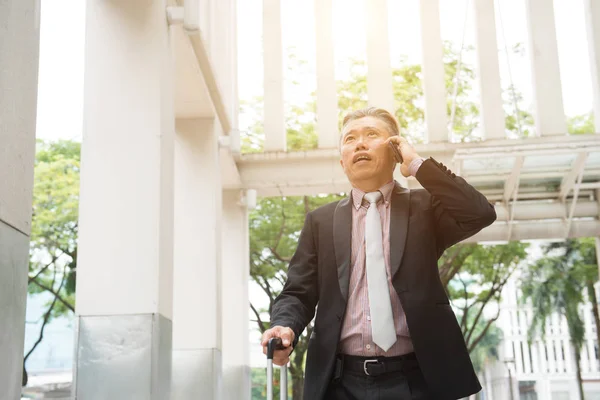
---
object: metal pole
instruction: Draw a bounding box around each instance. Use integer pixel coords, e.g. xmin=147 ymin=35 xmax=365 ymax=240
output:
xmin=508 ymin=366 xmax=514 ymax=400
xmin=267 ymin=359 xmax=274 ymax=400
xmin=280 ymin=365 xmax=287 ymax=400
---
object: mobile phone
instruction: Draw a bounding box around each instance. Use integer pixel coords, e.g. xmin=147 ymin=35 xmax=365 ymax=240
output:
xmin=388 ymin=141 xmax=403 ymax=164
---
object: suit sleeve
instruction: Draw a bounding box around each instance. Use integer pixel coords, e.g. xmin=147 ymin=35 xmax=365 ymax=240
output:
xmin=270 ymin=211 xmax=319 ymax=348
xmin=414 ymin=158 xmax=497 ymax=256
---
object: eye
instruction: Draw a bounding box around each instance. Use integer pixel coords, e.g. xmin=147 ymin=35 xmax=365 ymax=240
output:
xmin=367 ymin=130 xmax=378 ymax=137
xmin=344 ymin=135 xmax=355 ymax=143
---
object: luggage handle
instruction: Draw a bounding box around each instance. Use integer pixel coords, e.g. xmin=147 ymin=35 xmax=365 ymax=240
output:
xmin=266 ymin=337 xmax=288 ymax=400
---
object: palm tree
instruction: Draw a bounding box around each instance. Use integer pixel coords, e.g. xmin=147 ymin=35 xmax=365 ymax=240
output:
xmin=548 ymin=238 xmax=600 ymax=370
xmin=520 ymin=238 xmax=599 ymax=400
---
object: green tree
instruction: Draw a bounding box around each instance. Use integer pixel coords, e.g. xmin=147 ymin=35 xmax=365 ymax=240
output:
xmin=249 ymin=194 xmax=343 ymax=400
xmin=24 ymin=140 xmax=80 ymax=385
xmin=567 ymin=112 xmax=595 ymax=135
xmin=520 ymin=239 xmax=599 ymax=400
xmin=441 ymin=242 xmax=528 ymax=356
xmin=466 ymin=316 xmax=503 ymax=374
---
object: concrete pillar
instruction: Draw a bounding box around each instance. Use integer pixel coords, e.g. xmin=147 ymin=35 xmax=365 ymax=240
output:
xmin=314 ymin=0 xmax=339 ymax=149
xmin=524 ymin=0 xmax=567 ymax=136
xmin=0 ymin=0 xmax=40 ymax=397
xmin=172 ymin=118 xmax=223 ymax=399
xmin=473 ymin=0 xmax=506 ymax=140
xmin=366 ymin=0 xmax=395 ymax=113
xmin=419 ymin=0 xmax=449 ymax=142
xmin=585 ymin=0 xmax=600 ymax=134
xmin=221 ymin=190 xmax=251 ymax=400
xmin=73 ymin=1 xmax=175 ymax=398
xmin=263 ymin=0 xmax=286 ymax=152
xmin=211 ymin=0 xmax=238 ymax=139
xmin=228 ymin=0 xmax=241 ymax=154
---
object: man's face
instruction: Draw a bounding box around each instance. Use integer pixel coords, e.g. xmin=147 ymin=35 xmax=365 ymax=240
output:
xmin=339 ymin=116 xmax=396 ymax=187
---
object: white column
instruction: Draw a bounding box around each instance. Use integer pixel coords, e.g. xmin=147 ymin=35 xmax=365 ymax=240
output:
xmin=315 ymin=0 xmax=339 ymax=149
xmin=585 ymin=0 xmax=600 ymax=133
xmin=524 ymin=0 xmax=567 ymax=136
xmin=221 ymin=190 xmax=251 ymax=400
xmin=419 ymin=0 xmax=449 ymax=142
xmin=230 ymin=0 xmax=241 ymax=153
xmin=212 ymin=0 xmax=237 ymax=135
xmin=473 ymin=0 xmax=506 ymax=140
xmin=0 ymin=0 xmax=39 ymax=397
xmin=263 ymin=0 xmax=286 ymax=152
xmin=74 ymin=1 xmax=175 ymax=398
xmin=366 ymin=0 xmax=395 ymax=113
xmin=172 ymin=118 xmax=223 ymax=399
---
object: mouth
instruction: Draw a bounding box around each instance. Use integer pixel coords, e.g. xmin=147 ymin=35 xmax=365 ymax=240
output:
xmin=353 ymin=153 xmax=372 ymax=164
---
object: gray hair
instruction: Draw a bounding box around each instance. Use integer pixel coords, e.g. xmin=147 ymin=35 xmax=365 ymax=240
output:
xmin=339 ymin=107 xmax=400 ymax=148
xmin=341 ymin=107 xmax=400 ymax=135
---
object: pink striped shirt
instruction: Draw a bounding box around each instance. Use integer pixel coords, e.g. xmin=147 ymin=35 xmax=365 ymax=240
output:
xmin=338 ymin=180 xmax=415 ymax=357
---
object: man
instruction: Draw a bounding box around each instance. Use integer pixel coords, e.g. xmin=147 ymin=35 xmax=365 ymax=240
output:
xmin=261 ymin=107 xmax=496 ymax=400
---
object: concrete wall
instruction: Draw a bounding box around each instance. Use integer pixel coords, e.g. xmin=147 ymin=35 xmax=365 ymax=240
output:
xmin=0 ymin=0 xmax=41 ymax=398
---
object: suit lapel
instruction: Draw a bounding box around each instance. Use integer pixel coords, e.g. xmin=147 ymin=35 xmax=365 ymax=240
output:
xmin=333 ymin=197 xmax=352 ymax=302
xmin=390 ymin=183 xmax=410 ymax=278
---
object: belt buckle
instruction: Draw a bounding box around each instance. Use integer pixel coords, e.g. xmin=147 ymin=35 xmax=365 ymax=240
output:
xmin=363 ymin=359 xmax=380 ymax=376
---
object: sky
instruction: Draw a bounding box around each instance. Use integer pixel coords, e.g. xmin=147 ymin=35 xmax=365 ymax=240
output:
xmin=31 ymin=0 xmax=595 ymax=370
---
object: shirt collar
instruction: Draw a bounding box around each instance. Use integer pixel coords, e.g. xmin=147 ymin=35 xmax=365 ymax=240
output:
xmin=351 ymin=180 xmax=395 ymax=210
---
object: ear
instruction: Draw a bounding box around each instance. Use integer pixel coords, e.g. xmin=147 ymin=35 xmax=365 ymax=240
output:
xmin=339 ymin=159 xmax=344 ymax=169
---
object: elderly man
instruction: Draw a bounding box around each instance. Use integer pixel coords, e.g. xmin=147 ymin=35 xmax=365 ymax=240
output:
xmin=261 ymin=107 xmax=496 ymax=400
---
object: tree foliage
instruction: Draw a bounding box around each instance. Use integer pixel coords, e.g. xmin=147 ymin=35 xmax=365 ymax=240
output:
xmin=520 ymin=239 xmax=599 ymax=400
xmin=567 ymin=112 xmax=595 ymax=135
xmin=24 ymin=140 xmax=80 ymax=385
xmin=249 ymin=195 xmax=343 ymax=400
xmin=442 ymin=242 xmax=528 ymax=359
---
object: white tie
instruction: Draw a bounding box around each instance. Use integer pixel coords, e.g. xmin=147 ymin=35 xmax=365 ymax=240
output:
xmin=364 ymin=191 xmax=396 ymax=352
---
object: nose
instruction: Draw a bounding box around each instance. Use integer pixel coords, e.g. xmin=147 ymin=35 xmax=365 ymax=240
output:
xmin=354 ymin=137 xmax=368 ymax=150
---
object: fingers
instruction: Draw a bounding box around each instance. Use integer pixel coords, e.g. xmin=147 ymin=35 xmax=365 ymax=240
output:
xmin=273 ymin=347 xmax=293 ymax=366
xmin=385 ymin=135 xmax=408 ymax=146
xmin=279 ymin=327 xmax=294 ymax=347
xmin=261 ymin=326 xmax=295 ymax=347
xmin=261 ymin=326 xmax=295 ymax=362
xmin=260 ymin=327 xmax=278 ymax=347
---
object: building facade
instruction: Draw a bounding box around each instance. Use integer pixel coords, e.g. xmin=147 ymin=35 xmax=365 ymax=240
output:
xmin=483 ymin=274 xmax=600 ymax=400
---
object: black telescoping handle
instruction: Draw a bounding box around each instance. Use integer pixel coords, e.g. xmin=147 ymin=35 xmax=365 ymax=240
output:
xmin=267 ymin=337 xmax=286 ymax=360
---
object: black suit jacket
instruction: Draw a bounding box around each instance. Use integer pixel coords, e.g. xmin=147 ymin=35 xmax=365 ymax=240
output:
xmin=270 ymin=158 xmax=497 ymax=400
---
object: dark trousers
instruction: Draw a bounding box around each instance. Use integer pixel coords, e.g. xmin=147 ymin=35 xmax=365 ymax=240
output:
xmin=325 ymin=354 xmax=432 ymax=400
